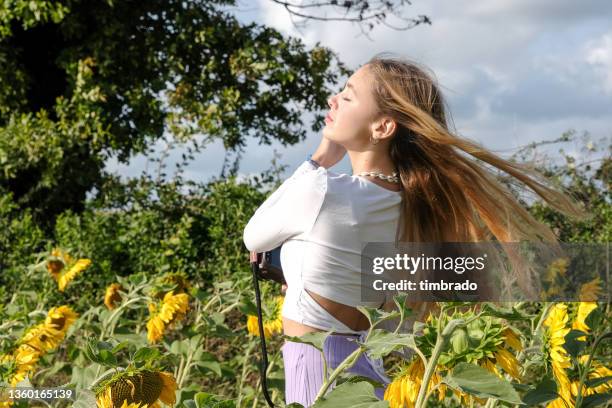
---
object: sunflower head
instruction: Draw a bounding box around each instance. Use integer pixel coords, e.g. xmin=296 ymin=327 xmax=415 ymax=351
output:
xmin=95 ymin=369 xmax=176 ymax=408
xmin=105 ymin=284 xmax=124 ymax=310
xmin=246 ymin=296 xmax=283 ymax=339
xmin=46 ymin=248 xmax=73 ymax=277
xmin=578 ymin=277 xmax=603 ymax=302
xmin=150 ymin=272 xmax=192 ymax=299
xmin=572 ymin=302 xmax=598 ymax=334
xmin=45 ymin=305 xmax=79 ymax=332
xmin=57 ymin=258 xmax=92 ymax=292
xmin=146 ymin=291 xmax=190 ymax=344
xmin=543 ymin=303 xmax=573 ymax=404
xmin=384 ymin=358 xmax=446 ymax=408
xmin=545 ymin=257 xmax=569 ymax=281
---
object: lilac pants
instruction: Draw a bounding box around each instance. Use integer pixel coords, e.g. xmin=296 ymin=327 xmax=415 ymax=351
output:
xmin=281 ymin=333 xmax=390 ymax=407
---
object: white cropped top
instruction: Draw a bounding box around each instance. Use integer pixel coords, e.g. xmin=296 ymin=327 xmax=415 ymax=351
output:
xmin=243 ymin=160 xmax=402 ymax=333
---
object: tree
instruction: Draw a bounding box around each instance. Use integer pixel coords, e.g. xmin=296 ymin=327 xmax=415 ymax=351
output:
xmin=0 ymin=0 xmax=349 ymax=228
xmin=267 ymin=0 xmax=432 ymax=35
xmin=508 ymin=130 xmax=610 ymax=243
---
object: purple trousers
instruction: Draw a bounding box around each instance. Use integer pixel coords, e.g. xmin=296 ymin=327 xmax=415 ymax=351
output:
xmin=281 ymin=333 xmax=390 ymax=407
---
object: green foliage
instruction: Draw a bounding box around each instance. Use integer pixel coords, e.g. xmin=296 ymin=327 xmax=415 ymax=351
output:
xmin=0 ymin=192 xmax=45 ymax=299
xmin=512 ymin=131 xmax=611 ymax=242
xmin=0 ymin=0 xmax=72 ymax=36
xmin=311 ymin=381 xmax=388 ymax=408
xmin=442 ymin=363 xmax=522 ymax=404
xmin=0 ymin=0 xmax=347 ymax=227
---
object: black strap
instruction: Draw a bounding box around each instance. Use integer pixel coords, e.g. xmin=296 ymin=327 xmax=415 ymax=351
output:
xmin=251 ymin=261 xmax=275 ymax=408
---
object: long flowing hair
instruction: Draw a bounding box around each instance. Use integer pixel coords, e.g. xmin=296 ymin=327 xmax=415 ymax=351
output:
xmin=367 ymin=55 xmax=589 ymax=308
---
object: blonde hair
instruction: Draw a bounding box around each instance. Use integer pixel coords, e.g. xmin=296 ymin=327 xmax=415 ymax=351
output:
xmin=366 ymin=54 xmax=589 ymax=301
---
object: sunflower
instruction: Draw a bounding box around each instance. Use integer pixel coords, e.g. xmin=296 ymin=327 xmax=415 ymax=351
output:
xmin=45 ymin=305 xmax=79 ymax=332
xmin=569 ymin=355 xmax=612 ymax=399
xmin=120 ymin=402 xmax=149 ymax=408
xmin=0 ymin=345 xmax=39 ymax=386
xmin=502 ymin=327 xmax=523 ymax=352
xmin=18 ymin=324 xmax=63 ymax=354
xmin=404 ymin=312 xmax=523 ymax=406
xmin=384 ymin=358 xmax=446 ymax=408
xmin=46 ymin=248 xmax=91 ymax=292
xmin=493 ymin=347 xmax=521 ymax=381
xmin=150 ymin=272 xmax=192 ymax=299
xmin=20 ymin=305 xmax=78 ymax=353
xmin=57 ymin=258 xmax=92 ymax=292
xmin=246 ymin=296 xmax=283 ymax=339
xmin=2 ymin=306 xmax=77 ymax=386
xmin=543 ymin=303 xmax=573 ymax=408
xmin=572 ymin=302 xmax=598 ymax=334
xmin=46 ymin=248 xmax=73 ymax=278
xmin=542 ymin=257 xmax=570 ymax=299
xmin=545 ymin=257 xmax=569 ymax=281
xmin=146 ymin=291 xmax=189 ymax=343
xmin=95 ymin=370 xmax=176 ymax=408
xmin=105 ymin=283 xmax=124 ymax=310
xmin=578 ymin=277 xmax=602 ymax=302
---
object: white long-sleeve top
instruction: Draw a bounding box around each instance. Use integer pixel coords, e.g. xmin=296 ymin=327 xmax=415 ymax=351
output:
xmin=243 ymin=160 xmax=402 ymax=333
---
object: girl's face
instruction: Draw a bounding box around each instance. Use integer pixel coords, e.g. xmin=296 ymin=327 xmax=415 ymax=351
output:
xmin=322 ymin=65 xmax=381 ymax=149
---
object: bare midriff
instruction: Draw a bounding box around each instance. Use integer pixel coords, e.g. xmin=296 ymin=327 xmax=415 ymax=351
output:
xmin=282 ymin=289 xmax=371 ymax=336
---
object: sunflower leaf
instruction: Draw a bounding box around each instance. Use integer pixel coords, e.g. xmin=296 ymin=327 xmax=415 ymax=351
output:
xmin=133 ymin=346 xmax=161 ymax=363
xmin=283 ymin=331 xmax=332 ymax=351
xmin=581 ymin=393 xmax=612 ymax=408
xmin=238 ymin=297 xmax=258 ymax=316
xmin=355 ymin=306 xmax=400 ymax=329
xmin=584 ymin=306 xmax=603 ymax=332
xmin=584 ymin=375 xmax=612 ymax=388
xmin=361 ymin=329 xmax=417 ymax=359
xmin=311 ymin=380 xmax=388 ymax=408
xmin=521 ymin=376 xmax=558 ymax=405
xmin=480 ymin=303 xmax=531 ymax=320
xmin=442 ymin=362 xmax=522 ymax=404
xmin=170 ymin=338 xmax=191 ymax=356
xmin=563 ymin=329 xmax=588 ymax=358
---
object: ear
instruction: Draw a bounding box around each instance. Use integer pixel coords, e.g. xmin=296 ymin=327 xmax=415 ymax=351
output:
xmin=371 ymin=116 xmax=396 ymax=140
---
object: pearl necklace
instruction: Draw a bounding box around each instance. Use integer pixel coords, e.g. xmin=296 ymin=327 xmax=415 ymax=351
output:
xmin=355 ymin=170 xmax=400 ymax=183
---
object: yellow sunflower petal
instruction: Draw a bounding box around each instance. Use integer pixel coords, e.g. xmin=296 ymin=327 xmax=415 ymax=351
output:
xmin=58 ymin=258 xmax=91 ymax=292
xmin=157 ymin=371 xmax=177 ymax=406
xmin=104 ymin=283 xmax=124 ymax=310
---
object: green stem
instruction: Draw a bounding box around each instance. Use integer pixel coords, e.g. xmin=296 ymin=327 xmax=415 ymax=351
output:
xmin=252 ymin=353 xmax=278 ymax=408
xmin=202 ymin=294 xmax=220 ymax=313
xmin=415 ymin=318 xmax=466 ymax=408
xmin=219 ymin=300 xmax=240 ymax=315
xmin=423 ymin=382 xmax=443 ymax=406
xmin=314 ymin=346 xmax=365 ymax=402
xmin=517 ymin=302 xmax=552 ymax=365
xmin=99 ymin=296 xmax=147 ymax=340
xmin=237 ymin=341 xmax=256 ymax=408
xmin=533 ymin=303 xmax=552 ymax=339
xmin=175 ymin=354 xmax=186 ymax=389
xmin=574 ymin=332 xmax=612 ymax=407
xmin=177 ymin=338 xmax=201 ymax=388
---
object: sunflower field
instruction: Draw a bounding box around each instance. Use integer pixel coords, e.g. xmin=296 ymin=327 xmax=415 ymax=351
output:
xmin=0 ymin=131 xmax=609 ymax=408
xmin=1 ymin=1 xmax=610 ymax=406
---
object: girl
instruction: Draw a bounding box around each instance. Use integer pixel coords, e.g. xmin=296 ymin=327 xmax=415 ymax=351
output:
xmin=243 ymin=54 xmax=586 ymax=407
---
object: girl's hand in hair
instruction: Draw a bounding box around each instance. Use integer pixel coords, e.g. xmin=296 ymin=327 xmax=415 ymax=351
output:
xmin=311 ymin=137 xmax=346 ymax=168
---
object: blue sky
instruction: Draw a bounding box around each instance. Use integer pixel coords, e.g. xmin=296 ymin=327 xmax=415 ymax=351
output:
xmin=104 ymin=0 xmax=612 ymax=183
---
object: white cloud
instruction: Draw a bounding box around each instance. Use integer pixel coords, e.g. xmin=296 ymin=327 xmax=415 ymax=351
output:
xmin=104 ymin=1 xmax=612 ymax=182
xmin=585 ymin=32 xmax=612 ymax=93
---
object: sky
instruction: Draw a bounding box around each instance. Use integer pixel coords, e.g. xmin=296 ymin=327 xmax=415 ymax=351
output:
xmin=104 ymin=0 xmax=612 ymax=184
